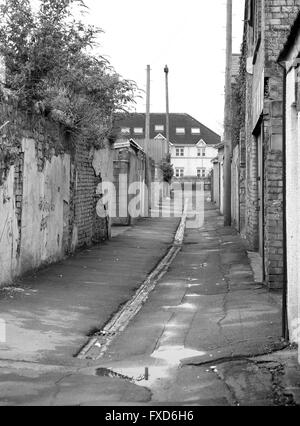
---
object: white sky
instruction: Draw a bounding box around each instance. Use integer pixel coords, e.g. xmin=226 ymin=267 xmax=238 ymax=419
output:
xmin=82 ymin=0 xmax=245 ymax=135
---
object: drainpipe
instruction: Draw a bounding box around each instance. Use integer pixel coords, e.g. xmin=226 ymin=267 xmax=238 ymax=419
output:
xmin=278 ymin=61 xmax=289 ymax=341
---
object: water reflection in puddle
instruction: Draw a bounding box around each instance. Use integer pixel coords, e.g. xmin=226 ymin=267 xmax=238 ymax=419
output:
xmin=96 ymin=367 xmax=133 ymax=382
xmin=100 ymin=344 xmax=206 ymax=388
xmin=151 ymin=345 xmax=206 ymax=365
xmin=110 ymin=366 xmax=171 ymax=386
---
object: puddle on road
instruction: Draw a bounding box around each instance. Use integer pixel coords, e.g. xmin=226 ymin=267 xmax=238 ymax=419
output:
xmin=151 ymin=345 xmax=206 ymax=365
xmin=99 ymin=345 xmax=207 ymax=388
xmin=100 ymin=365 xmax=172 ymax=387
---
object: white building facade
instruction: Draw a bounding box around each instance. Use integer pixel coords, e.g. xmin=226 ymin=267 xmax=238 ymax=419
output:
xmin=171 ymin=141 xmax=218 ymax=179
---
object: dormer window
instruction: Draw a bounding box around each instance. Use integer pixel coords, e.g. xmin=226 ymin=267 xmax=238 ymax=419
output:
xmin=121 ymin=127 xmax=130 ymax=135
xmin=155 ymin=125 xmax=164 ymax=132
xmin=176 ymin=128 xmax=185 ymax=135
xmin=192 ymin=128 xmax=201 ymax=135
xmin=134 ymin=128 xmax=144 ymax=135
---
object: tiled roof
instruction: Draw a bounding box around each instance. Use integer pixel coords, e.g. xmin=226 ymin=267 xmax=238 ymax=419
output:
xmin=114 ymin=113 xmax=221 ymax=146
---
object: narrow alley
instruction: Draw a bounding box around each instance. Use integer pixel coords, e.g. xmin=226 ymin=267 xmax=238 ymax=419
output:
xmin=2 ymin=0 xmax=300 ymax=412
xmin=0 ymin=197 xmax=297 ymax=406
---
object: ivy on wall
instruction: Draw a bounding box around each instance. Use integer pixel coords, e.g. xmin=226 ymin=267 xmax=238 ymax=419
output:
xmin=232 ymin=37 xmax=247 ymax=150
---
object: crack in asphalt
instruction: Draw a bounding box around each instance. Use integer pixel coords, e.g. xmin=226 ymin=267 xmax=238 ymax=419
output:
xmin=152 ymin=312 xmax=177 ymax=354
xmin=212 ymin=368 xmax=240 ymax=406
xmin=216 ymin=254 xmax=232 ymax=347
xmin=50 ymin=372 xmax=76 ymax=407
xmin=181 ymin=342 xmax=289 ymax=368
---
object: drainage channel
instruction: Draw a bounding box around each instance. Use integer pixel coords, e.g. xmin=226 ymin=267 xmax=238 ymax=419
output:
xmin=77 ymin=200 xmax=189 ymax=361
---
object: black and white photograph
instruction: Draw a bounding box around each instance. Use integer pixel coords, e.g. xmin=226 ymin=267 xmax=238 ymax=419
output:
xmin=0 ymin=0 xmax=300 ymax=409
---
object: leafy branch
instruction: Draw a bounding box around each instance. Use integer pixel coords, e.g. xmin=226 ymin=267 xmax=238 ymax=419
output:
xmin=0 ymin=0 xmax=139 ymax=148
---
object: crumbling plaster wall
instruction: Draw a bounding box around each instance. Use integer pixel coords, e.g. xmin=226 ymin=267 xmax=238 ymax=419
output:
xmin=0 ymin=103 xmax=112 ymax=286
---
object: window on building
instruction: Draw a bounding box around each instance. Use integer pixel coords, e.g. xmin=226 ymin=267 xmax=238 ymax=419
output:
xmin=176 ymin=147 xmax=185 ymax=157
xmin=175 ymin=168 xmax=184 ymax=178
xmin=155 ymin=125 xmax=164 ymax=132
xmin=197 ymin=168 xmax=206 ymax=178
xmin=176 ymin=128 xmax=185 ymax=135
xmin=121 ymin=127 xmax=130 ymax=135
xmin=134 ymin=127 xmax=144 ymax=135
xmin=191 ymin=128 xmax=201 ymax=135
xmin=197 ymin=148 xmax=206 ymax=157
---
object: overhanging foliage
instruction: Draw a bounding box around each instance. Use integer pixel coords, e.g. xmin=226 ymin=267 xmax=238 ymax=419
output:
xmin=0 ymin=0 xmax=138 ymax=148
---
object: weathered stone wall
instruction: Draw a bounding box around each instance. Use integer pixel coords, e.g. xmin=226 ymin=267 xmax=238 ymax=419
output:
xmin=238 ymin=0 xmax=300 ymax=288
xmin=245 ymin=65 xmax=258 ymax=251
xmin=0 ymin=100 xmax=111 ymax=286
xmin=263 ymin=0 xmax=299 ymax=287
xmin=239 ymin=127 xmax=247 ymax=237
xmin=231 ymin=145 xmax=240 ymax=231
xmin=19 ymin=138 xmax=71 ymax=274
xmin=263 ymin=101 xmax=285 ymax=288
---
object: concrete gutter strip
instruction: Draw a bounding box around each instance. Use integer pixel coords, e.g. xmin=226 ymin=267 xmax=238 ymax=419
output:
xmin=174 ymin=199 xmax=189 ymax=245
xmin=77 ymin=200 xmax=189 ymax=361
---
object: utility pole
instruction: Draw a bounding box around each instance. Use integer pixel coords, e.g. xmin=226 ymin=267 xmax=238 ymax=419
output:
xmin=145 ymin=65 xmax=151 ymax=143
xmin=164 ymin=65 xmax=170 ymax=149
xmin=223 ymin=0 xmax=232 ymax=226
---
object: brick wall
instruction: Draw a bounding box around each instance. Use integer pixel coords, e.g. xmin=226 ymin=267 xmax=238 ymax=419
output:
xmin=262 ymin=98 xmax=284 ymax=288
xmin=0 ymin=98 xmax=110 ymax=285
xmin=263 ymin=0 xmax=299 ymax=287
xmin=73 ymin=138 xmax=108 ymax=247
xmin=235 ymin=0 xmax=300 ymax=288
xmin=239 ymin=127 xmax=247 ymax=237
xmin=245 ymin=52 xmax=259 ymax=251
